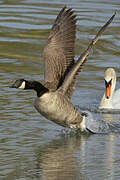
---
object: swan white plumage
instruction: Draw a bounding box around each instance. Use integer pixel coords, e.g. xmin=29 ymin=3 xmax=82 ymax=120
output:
xmin=99 ymin=68 xmax=120 ymax=109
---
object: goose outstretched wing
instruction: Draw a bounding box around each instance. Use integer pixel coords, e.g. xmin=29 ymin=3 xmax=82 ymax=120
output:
xmin=58 ymin=13 xmax=116 ymax=95
xmin=44 ymin=7 xmax=76 ymax=98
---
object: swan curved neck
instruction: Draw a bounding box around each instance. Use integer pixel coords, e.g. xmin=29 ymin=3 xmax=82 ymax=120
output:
xmin=25 ymin=80 xmax=49 ymax=97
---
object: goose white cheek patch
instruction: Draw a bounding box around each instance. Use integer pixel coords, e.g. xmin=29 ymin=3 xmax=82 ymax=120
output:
xmin=19 ymin=81 xmax=25 ymax=89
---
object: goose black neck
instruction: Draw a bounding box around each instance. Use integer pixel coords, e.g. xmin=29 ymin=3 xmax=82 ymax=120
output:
xmin=25 ymin=80 xmax=49 ymax=97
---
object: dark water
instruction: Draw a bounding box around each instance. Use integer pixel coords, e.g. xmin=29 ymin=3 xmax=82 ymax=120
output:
xmin=0 ymin=0 xmax=120 ymax=179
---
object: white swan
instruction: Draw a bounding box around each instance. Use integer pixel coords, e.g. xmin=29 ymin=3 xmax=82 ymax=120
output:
xmin=99 ymin=68 xmax=120 ymax=109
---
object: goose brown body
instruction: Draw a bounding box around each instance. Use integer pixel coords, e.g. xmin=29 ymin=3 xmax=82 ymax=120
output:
xmin=34 ymin=91 xmax=83 ymax=129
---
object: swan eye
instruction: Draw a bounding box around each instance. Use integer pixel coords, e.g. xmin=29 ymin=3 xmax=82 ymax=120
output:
xmin=108 ymin=79 xmax=112 ymax=86
xmin=110 ymin=79 xmax=112 ymax=84
xmin=104 ymin=79 xmax=107 ymax=86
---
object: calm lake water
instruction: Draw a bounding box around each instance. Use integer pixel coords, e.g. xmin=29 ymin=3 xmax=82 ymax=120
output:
xmin=0 ymin=0 xmax=120 ymax=179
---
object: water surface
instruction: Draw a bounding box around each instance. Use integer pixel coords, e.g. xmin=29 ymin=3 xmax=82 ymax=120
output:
xmin=0 ymin=0 xmax=120 ymax=179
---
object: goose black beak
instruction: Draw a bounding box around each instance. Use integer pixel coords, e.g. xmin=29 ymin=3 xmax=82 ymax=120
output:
xmin=9 ymin=79 xmax=25 ymax=89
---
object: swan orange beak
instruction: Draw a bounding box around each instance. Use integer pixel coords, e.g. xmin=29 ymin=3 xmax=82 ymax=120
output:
xmin=105 ymin=84 xmax=111 ymax=99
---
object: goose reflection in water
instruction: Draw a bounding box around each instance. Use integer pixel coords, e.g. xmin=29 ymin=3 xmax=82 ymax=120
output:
xmin=33 ymin=134 xmax=116 ymax=180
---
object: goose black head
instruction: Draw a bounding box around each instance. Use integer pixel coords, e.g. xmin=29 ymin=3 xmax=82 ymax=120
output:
xmin=10 ymin=79 xmax=26 ymax=89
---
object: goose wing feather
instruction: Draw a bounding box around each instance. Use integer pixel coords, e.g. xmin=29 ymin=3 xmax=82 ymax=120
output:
xmin=58 ymin=13 xmax=116 ymax=95
xmin=44 ymin=7 xmax=76 ymax=98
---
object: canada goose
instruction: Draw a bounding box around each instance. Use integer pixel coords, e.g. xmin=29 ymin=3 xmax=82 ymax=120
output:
xmin=99 ymin=68 xmax=120 ymax=109
xmin=10 ymin=7 xmax=115 ymax=133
